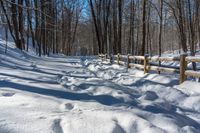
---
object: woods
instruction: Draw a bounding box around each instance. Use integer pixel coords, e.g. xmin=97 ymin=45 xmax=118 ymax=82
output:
xmin=0 ymin=0 xmax=200 ymax=57
xmin=1 ymin=1 xmax=200 ymax=132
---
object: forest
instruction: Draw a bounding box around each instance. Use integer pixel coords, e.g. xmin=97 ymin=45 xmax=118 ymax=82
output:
xmin=0 ymin=0 xmax=199 ymax=57
xmin=1 ymin=1 xmax=200 ymax=133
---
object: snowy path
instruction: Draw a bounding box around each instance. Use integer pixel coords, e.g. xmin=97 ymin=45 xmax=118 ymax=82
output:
xmin=1 ymin=42 xmax=200 ymax=132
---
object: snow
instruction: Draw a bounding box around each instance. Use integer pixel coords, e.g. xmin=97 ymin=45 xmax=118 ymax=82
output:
xmin=0 ymin=39 xmax=200 ymax=133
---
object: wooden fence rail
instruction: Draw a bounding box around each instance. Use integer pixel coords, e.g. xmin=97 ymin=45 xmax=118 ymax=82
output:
xmin=184 ymin=56 xmax=200 ymax=83
xmin=98 ymin=53 xmax=200 ymax=84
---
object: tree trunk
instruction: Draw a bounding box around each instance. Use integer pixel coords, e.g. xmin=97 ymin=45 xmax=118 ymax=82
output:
xmin=141 ymin=0 xmax=147 ymax=56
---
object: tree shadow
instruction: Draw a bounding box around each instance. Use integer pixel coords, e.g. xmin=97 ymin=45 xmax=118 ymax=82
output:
xmin=129 ymin=78 xmax=178 ymax=87
xmin=0 ymin=80 xmax=123 ymax=106
xmin=137 ymin=104 xmax=200 ymax=129
xmin=0 ymin=73 xmax=58 ymax=85
xmin=0 ymin=59 xmax=61 ymax=76
xmin=128 ymin=73 xmax=179 ymax=87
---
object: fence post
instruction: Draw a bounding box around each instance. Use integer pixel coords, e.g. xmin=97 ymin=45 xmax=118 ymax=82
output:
xmin=179 ymin=54 xmax=187 ymax=84
xmin=158 ymin=59 xmax=161 ymax=74
xmin=117 ymin=53 xmax=120 ymax=65
xmin=99 ymin=54 xmax=103 ymax=61
xmin=102 ymin=54 xmax=104 ymax=61
xmin=127 ymin=54 xmax=130 ymax=68
xmin=144 ymin=55 xmax=149 ymax=74
xmin=109 ymin=54 xmax=112 ymax=64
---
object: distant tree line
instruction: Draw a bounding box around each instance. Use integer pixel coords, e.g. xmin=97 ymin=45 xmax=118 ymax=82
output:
xmin=0 ymin=0 xmax=84 ymax=56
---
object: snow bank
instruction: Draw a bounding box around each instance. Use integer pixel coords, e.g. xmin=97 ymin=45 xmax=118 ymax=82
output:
xmin=0 ymin=40 xmax=200 ymax=133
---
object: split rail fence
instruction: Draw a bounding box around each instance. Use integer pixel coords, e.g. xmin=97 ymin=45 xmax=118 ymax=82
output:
xmin=98 ymin=54 xmax=200 ymax=84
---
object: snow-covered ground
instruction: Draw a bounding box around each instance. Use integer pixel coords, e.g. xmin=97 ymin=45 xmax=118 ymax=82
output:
xmin=0 ymin=39 xmax=200 ymax=133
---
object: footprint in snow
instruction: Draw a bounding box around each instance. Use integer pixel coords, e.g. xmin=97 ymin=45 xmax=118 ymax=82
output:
xmin=60 ymin=103 xmax=74 ymax=111
xmin=1 ymin=92 xmax=15 ymax=97
xmin=112 ymin=118 xmax=126 ymax=133
xmin=52 ymin=119 xmax=63 ymax=133
xmin=38 ymin=116 xmax=47 ymax=120
xmin=20 ymin=103 xmax=29 ymax=107
xmin=64 ymin=103 xmax=74 ymax=110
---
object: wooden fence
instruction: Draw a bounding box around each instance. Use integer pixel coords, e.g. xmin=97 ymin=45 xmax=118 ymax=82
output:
xmin=99 ymin=53 xmax=200 ymax=84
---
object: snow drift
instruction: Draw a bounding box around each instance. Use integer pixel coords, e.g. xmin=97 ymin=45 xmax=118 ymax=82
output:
xmin=0 ymin=39 xmax=200 ymax=133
